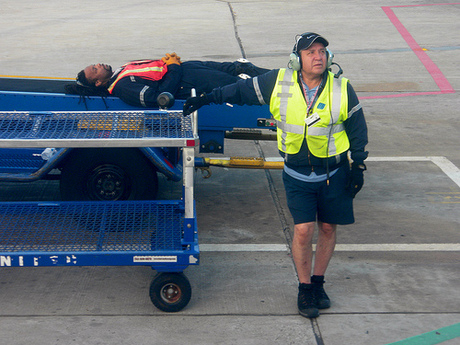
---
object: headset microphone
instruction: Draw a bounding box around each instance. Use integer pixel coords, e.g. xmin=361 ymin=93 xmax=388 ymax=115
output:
xmin=330 ymin=62 xmax=343 ymax=78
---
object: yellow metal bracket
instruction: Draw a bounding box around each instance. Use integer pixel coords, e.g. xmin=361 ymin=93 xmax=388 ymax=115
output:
xmin=203 ymin=157 xmax=284 ymax=170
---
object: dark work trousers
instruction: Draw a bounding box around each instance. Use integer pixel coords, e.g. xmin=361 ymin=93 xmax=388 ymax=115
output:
xmin=176 ymin=61 xmax=269 ymax=99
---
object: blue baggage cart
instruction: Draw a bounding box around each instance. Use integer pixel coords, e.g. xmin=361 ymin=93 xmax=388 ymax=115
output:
xmin=0 ymin=110 xmax=199 ymax=312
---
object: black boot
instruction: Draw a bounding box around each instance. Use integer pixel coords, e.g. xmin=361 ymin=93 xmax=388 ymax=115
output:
xmin=234 ymin=59 xmax=270 ymax=77
xmin=311 ymin=275 xmax=331 ymax=309
xmin=297 ymin=283 xmax=319 ymax=318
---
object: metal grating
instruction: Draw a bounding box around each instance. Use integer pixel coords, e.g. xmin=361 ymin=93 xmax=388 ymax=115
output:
xmin=0 ymin=151 xmax=45 ymax=170
xmin=0 ymin=110 xmax=192 ymax=141
xmin=0 ymin=201 xmax=185 ymax=252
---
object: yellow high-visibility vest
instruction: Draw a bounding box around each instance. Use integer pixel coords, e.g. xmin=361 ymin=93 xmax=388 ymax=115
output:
xmin=270 ymin=69 xmax=350 ymax=158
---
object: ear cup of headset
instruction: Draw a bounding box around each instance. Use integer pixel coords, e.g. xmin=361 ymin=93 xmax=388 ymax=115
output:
xmin=326 ymin=49 xmax=334 ymax=68
xmin=289 ymin=52 xmax=301 ymax=71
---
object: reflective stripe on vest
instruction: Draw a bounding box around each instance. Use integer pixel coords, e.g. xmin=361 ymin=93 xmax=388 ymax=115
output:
xmin=107 ymin=60 xmax=168 ymax=94
xmin=269 ymin=69 xmax=350 ymax=157
xmin=277 ymin=69 xmax=299 ymax=152
xmin=325 ymin=76 xmax=345 ymax=155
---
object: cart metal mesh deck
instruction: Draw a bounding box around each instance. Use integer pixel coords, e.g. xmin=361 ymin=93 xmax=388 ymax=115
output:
xmin=0 ymin=110 xmax=194 ymax=147
xmin=0 ymin=201 xmax=183 ymax=252
xmin=0 ymin=200 xmax=198 ymax=270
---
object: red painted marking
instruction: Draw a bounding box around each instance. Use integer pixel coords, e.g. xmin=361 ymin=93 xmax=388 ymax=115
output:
xmin=360 ymin=91 xmax=445 ymax=100
xmin=364 ymin=4 xmax=457 ymax=99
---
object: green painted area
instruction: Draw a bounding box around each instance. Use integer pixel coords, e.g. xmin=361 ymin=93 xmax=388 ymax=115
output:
xmin=386 ymin=323 xmax=460 ymax=345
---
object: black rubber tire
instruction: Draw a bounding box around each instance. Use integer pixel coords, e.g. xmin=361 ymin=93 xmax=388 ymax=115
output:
xmin=149 ymin=272 xmax=192 ymax=312
xmin=59 ymin=148 xmax=158 ymax=201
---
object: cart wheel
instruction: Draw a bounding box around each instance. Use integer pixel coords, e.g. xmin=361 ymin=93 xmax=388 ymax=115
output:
xmin=149 ymin=272 xmax=191 ymax=312
xmin=60 ymin=148 xmax=158 ymax=201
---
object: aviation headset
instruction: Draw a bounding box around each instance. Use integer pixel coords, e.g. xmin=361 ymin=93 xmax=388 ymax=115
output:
xmin=288 ymin=32 xmax=334 ymax=71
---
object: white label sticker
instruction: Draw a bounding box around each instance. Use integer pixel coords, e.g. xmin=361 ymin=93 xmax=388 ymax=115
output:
xmin=305 ymin=112 xmax=320 ymax=127
xmin=133 ymin=256 xmax=177 ymax=263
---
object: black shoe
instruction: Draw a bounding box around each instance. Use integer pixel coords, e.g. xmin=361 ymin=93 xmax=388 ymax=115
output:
xmin=297 ymin=283 xmax=319 ymax=318
xmin=311 ymin=276 xmax=331 ymax=309
xmin=234 ymin=59 xmax=270 ymax=77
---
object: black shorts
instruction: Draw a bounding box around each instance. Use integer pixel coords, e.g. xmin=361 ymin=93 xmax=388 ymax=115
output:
xmin=282 ymin=164 xmax=354 ymax=225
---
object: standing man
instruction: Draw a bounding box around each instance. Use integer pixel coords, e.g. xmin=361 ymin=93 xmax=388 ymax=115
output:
xmin=183 ymin=32 xmax=368 ymax=318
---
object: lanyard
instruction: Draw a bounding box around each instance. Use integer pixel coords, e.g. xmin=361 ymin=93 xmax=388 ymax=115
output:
xmin=301 ymin=80 xmax=319 ymax=115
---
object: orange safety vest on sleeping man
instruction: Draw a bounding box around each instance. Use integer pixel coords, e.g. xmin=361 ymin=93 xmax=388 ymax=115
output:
xmin=107 ymin=60 xmax=168 ymax=94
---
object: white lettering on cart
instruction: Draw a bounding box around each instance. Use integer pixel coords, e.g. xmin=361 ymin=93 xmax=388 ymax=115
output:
xmin=189 ymin=255 xmax=198 ymax=264
xmin=1 ymin=256 xmax=12 ymax=266
xmin=19 ymin=256 xmax=24 ymax=266
xmin=34 ymin=257 xmax=39 ymax=266
xmin=50 ymin=256 xmax=58 ymax=264
xmin=66 ymin=255 xmax=77 ymax=264
xmin=133 ymin=256 xmax=177 ymax=263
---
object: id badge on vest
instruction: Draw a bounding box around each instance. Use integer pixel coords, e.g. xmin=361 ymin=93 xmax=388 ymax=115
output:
xmin=305 ymin=112 xmax=320 ymax=127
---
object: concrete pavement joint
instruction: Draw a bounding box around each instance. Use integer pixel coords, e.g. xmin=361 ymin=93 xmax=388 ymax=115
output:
xmin=254 ymin=139 xmax=326 ymax=344
xmin=253 ymin=141 xmax=294 ymax=250
xmin=0 ymin=312 xmax=303 ymax=318
xmin=311 ymin=318 xmax=325 ymax=345
xmin=226 ymin=1 xmax=246 ymax=59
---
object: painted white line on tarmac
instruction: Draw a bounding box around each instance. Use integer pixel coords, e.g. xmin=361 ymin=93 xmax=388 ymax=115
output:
xmin=429 ymin=156 xmax=460 ymax=188
xmin=200 ymin=244 xmax=288 ymax=252
xmin=349 ymin=156 xmax=460 ymax=188
xmin=253 ymin=156 xmax=460 ymax=187
xmin=200 ymin=243 xmax=460 ymax=252
xmin=334 ymin=243 xmax=460 ymax=252
xmin=366 ymin=156 xmax=432 ymax=162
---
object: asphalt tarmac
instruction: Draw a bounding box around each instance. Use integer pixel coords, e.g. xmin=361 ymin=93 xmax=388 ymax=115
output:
xmin=0 ymin=1 xmax=459 ymax=344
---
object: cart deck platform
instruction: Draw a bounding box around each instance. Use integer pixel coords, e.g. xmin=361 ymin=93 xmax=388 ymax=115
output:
xmin=0 ymin=109 xmax=199 ymax=312
xmin=0 ymin=200 xmax=198 ymax=269
xmin=0 ymin=110 xmax=193 ymax=147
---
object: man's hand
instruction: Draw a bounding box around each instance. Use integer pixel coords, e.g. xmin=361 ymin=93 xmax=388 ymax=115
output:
xmin=183 ymin=93 xmax=210 ymax=116
xmin=161 ymin=52 xmax=181 ymax=65
xmin=347 ymin=162 xmax=366 ymax=198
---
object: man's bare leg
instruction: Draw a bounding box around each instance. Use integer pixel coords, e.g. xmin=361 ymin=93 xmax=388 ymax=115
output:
xmin=292 ymin=222 xmax=316 ymax=283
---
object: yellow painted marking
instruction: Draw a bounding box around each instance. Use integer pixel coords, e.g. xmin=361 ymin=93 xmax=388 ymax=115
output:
xmin=426 ymin=192 xmax=460 ymax=204
xmin=0 ymin=75 xmax=73 ymax=80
